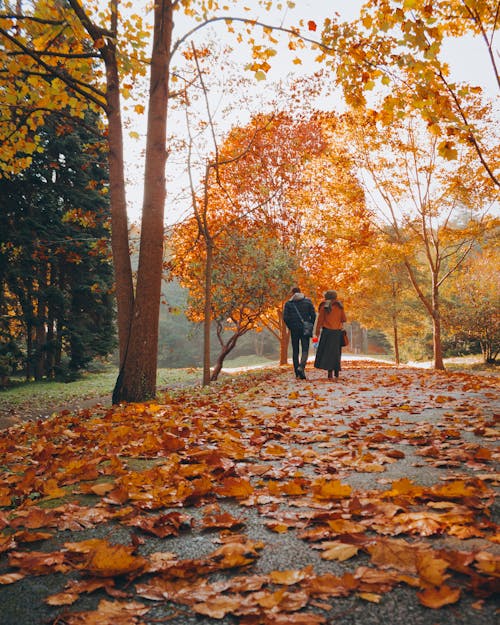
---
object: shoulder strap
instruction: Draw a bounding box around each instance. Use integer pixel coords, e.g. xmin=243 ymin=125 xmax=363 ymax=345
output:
xmin=292 ymin=302 xmax=304 ymax=323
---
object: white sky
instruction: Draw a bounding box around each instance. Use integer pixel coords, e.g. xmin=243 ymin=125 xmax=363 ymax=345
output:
xmin=122 ymin=0 xmax=498 ymax=224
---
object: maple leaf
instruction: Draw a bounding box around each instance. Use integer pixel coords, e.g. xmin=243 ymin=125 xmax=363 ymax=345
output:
xmin=59 ymin=599 xmax=150 ymax=625
xmin=0 ymin=535 xmax=16 ymax=555
xmin=8 ymin=550 xmax=69 ymax=575
xmin=312 ymin=478 xmax=352 ymax=500
xmin=416 ymin=551 xmax=450 ymax=587
xmin=308 ymin=20 xmax=317 ymax=31
xmin=321 ymin=542 xmax=360 ymax=561
xmin=209 ymin=541 xmax=261 ymax=569
xmin=200 ymin=509 xmax=245 ymax=530
xmin=64 ymin=539 xmax=147 ymax=577
xmin=417 ymin=584 xmax=461 ymax=608
xmin=216 ymin=477 xmax=254 ymax=498
xmin=367 ymin=538 xmax=419 ymax=573
xmin=124 ymin=511 xmax=192 ymax=537
xmin=0 ymin=571 xmax=25 ymax=585
xmin=193 ymin=595 xmax=242 ymax=618
xmin=269 ymin=565 xmax=313 ymax=585
xmin=474 ymin=551 xmax=500 ymax=576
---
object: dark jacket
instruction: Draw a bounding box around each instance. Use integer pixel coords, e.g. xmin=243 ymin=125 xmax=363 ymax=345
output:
xmin=283 ymin=293 xmax=316 ymax=333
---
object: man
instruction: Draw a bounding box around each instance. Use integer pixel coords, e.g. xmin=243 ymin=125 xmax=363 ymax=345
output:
xmin=283 ymin=286 xmax=316 ymax=380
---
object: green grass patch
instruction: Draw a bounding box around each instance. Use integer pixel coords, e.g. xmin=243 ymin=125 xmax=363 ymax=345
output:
xmin=220 ymin=354 xmax=278 ymax=369
xmin=0 ymin=366 xmax=201 ymax=419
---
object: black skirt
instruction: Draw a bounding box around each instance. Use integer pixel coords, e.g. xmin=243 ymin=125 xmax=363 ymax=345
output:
xmin=314 ymin=328 xmax=343 ymax=372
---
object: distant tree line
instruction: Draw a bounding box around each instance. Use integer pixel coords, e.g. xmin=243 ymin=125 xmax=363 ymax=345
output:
xmin=0 ymin=112 xmax=116 ymax=385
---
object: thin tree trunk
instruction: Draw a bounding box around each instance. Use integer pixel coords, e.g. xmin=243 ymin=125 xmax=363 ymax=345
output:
xmin=112 ymin=1 xmax=173 ymax=403
xmin=392 ymin=313 xmax=400 ymax=365
xmin=432 ymin=285 xmax=445 ymax=370
xmin=26 ymin=317 xmax=32 ymax=381
xmin=34 ymin=264 xmax=47 ymax=380
xmin=278 ymin=308 xmax=288 ymax=365
xmin=203 ymin=239 xmax=214 ymax=386
xmin=210 ymin=331 xmax=240 ymax=381
xmin=103 ymin=50 xmax=134 ymax=366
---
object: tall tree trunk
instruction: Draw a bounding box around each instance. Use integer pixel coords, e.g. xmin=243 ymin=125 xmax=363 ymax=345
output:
xmin=26 ymin=317 xmax=33 ymax=381
xmin=203 ymin=238 xmax=214 ymax=386
xmin=103 ymin=49 xmax=134 ymax=366
xmin=432 ymin=284 xmax=445 ymax=370
xmin=391 ymin=283 xmax=400 ymax=365
xmin=278 ymin=308 xmax=288 ymax=365
xmin=35 ymin=263 xmax=48 ymax=379
xmin=112 ymin=1 xmax=173 ymax=403
xmin=392 ymin=312 xmax=400 ymax=365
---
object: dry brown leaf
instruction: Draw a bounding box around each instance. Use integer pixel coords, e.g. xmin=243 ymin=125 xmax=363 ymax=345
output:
xmin=58 ymin=598 xmax=150 ymax=625
xmin=64 ymin=539 xmax=147 ymax=577
xmin=269 ymin=565 xmax=313 ymax=585
xmin=417 ymin=584 xmax=461 ymax=608
xmin=193 ymin=595 xmax=243 ymax=618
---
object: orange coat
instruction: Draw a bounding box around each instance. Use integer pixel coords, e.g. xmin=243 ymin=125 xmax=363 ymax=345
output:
xmin=315 ymin=301 xmax=347 ymax=336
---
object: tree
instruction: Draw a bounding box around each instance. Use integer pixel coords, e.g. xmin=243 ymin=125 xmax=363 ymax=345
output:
xmin=172 ymin=220 xmax=294 ymax=380
xmin=344 ymin=110 xmax=496 ymax=369
xmin=442 ymin=229 xmax=500 ymax=363
xmin=347 ymin=234 xmax=425 ymax=365
xmin=0 ymin=111 xmax=115 ymax=380
xmin=320 ymin=0 xmax=500 ymax=187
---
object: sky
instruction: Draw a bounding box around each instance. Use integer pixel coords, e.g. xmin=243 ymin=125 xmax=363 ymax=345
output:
xmin=122 ymin=0 xmax=498 ymax=224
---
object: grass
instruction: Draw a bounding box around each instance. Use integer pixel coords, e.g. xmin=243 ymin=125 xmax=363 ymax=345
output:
xmin=0 ymin=366 xmax=202 ymax=419
xmin=217 ymin=354 xmax=278 ymax=369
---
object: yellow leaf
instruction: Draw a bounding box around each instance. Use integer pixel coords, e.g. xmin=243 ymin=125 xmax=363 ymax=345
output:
xmin=312 ymin=478 xmax=352 ymax=500
xmin=321 ymin=542 xmax=359 ymax=561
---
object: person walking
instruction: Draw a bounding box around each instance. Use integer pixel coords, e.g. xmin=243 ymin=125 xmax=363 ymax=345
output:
xmin=314 ymin=290 xmax=347 ymax=381
xmin=283 ymin=286 xmax=316 ymax=380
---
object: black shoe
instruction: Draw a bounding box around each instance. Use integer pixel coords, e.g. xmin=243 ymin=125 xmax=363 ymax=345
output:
xmin=297 ymin=366 xmax=306 ymax=380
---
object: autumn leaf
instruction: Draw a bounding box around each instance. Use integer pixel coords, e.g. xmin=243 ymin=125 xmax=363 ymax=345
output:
xmin=308 ymin=20 xmax=317 ymax=31
xmin=193 ymin=595 xmax=242 ymax=618
xmin=367 ymin=538 xmax=419 ymax=573
xmin=216 ymin=477 xmax=254 ymax=498
xmin=57 ymin=599 xmax=150 ymax=625
xmin=269 ymin=565 xmax=313 ymax=585
xmin=0 ymin=571 xmax=25 ymax=585
xmin=312 ymin=478 xmax=352 ymax=499
xmin=209 ymin=540 xmax=261 ymax=569
xmin=321 ymin=542 xmax=360 ymax=561
xmin=417 ymin=585 xmax=461 ymax=608
xmin=64 ymin=539 xmax=147 ymax=577
xmin=416 ymin=551 xmax=450 ymax=587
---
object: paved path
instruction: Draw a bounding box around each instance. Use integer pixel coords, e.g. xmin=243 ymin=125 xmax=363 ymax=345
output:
xmin=0 ymin=361 xmax=498 ymax=624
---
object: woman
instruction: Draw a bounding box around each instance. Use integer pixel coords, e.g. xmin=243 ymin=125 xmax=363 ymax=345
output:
xmin=314 ymin=290 xmax=347 ymax=381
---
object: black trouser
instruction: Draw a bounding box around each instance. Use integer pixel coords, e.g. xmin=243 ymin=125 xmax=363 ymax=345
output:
xmin=290 ymin=330 xmax=310 ymax=375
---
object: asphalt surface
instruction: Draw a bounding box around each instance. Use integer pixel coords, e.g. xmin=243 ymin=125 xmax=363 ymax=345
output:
xmin=0 ymin=360 xmax=498 ymax=624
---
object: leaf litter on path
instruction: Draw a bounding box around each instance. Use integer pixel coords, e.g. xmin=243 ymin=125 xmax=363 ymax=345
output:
xmin=0 ymin=361 xmax=498 ymax=624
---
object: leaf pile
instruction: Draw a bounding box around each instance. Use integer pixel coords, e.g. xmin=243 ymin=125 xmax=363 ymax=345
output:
xmin=0 ymin=363 xmax=498 ymax=624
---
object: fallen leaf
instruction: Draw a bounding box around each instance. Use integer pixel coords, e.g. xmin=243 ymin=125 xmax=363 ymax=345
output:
xmin=417 ymin=584 xmax=461 ymax=608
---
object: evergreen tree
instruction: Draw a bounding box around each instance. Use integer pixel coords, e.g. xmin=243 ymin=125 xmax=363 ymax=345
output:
xmin=0 ymin=111 xmax=115 ymax=381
